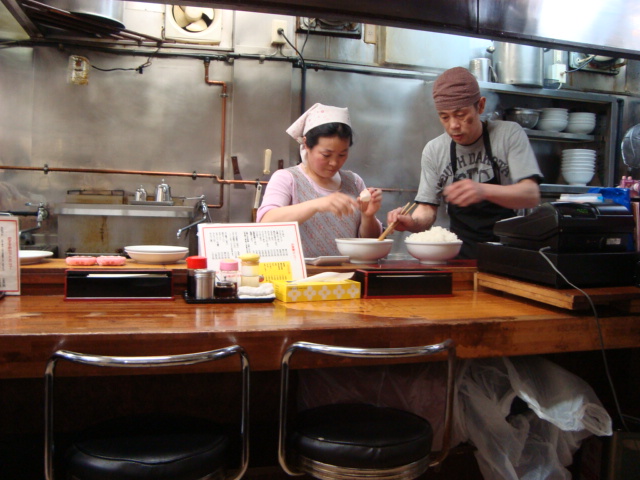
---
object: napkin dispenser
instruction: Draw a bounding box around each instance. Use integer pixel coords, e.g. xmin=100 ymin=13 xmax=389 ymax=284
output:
xmin=354 ymin=269 xmax=452 ymax=298
xmin=65 ymin=269 xmax=173 ymax=300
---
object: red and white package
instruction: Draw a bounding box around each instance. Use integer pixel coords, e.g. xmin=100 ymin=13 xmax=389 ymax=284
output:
xmin=65 ymin=256 xmax=97 ymax=266
xmin=96 ymin=255 xmax=127 ymax=266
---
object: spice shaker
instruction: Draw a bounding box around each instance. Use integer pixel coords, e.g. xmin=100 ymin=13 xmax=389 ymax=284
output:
xmin=193 ymin=269 xmax=215 ymax=300
xmin=238 ymin=253 xmax=262 ymax=287
xmin=186 ymin=255 xmax=208 ymax=298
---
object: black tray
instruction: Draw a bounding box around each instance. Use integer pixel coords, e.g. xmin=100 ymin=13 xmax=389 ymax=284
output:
xmin=182 ymin=291 xmax=275 ymax=304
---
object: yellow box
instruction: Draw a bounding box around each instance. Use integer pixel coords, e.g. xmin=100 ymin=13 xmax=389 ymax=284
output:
xmin=273 ymin=279 xmax=361 ymax=302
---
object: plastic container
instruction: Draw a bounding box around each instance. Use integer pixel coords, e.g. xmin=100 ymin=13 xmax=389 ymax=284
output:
xmin=238 ymin=253 xmax=261 ymax=287
xmin=218 ymin=259 xmax=240 ymax=289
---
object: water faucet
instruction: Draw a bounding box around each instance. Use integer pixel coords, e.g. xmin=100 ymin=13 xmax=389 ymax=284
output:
xmin=177 ymin=196 xmax=211 ymax=239
xmin=17 ymin=202 xmax=49 ymax=244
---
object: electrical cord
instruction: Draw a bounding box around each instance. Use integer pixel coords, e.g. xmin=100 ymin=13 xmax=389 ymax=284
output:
xmin=91 ymin=47 xmax=160 ymax=74
xmin=538 ymin=246 xmax=630 ymax=432
xmin=278 ymin=28 xmax=305 ymax=70
xmin=565 ymin=54 xmax=595 ymax=73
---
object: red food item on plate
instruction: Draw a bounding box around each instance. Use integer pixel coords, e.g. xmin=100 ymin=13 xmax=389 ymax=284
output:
xmin=96 ymin=255 xmax=127 ymax=266
xmin=65 ymin=256 xmax=97 ymax=266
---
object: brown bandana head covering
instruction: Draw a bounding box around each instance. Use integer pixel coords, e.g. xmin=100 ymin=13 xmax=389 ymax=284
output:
xmin=432 ymin=67 xmax=481 ymax=111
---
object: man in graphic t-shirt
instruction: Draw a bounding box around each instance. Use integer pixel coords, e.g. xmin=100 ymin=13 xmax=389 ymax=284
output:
xmin=388 ymin=66 xmax=543 ymax=259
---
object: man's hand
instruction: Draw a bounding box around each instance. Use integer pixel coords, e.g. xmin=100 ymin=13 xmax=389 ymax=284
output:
xmin=443 ymin=179 xmax=485 ymax=207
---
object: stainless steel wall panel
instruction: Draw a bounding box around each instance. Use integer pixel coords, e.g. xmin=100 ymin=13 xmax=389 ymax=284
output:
xmin=226 ymin=59 xmax=293 ymax=222
xmin=301 ymin=68 xmax=442 ymax=220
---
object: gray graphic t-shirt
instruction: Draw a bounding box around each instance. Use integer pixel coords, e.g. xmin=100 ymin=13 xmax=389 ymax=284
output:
xmin=415 ymin=120 xmax=542 ymax=205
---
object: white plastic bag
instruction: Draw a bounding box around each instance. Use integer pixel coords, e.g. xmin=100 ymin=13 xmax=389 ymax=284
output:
xmin=454 ymin=356 xmax=612 ymax=480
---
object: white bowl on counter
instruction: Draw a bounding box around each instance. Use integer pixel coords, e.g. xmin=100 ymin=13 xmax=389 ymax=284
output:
xmin=19 ymin=250 xmax=54 ymax=265
xmin=405 ymin=241 xmax=462 ymax=264
xmin=125 ymin=245 xmax=189 ymax=264
xmin=335 ymin=238 xmax=393 ymax=264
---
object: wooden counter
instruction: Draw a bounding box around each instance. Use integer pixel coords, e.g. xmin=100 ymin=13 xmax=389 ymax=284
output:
xmin=19 ymin=258 xmax=478 ymax=294
xmin=2 ymin=288 xmax=640 ymax=379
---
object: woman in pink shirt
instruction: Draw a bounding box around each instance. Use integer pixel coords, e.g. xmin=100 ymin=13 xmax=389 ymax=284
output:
xmin=257 ymin=103 xmax=383 ymax=257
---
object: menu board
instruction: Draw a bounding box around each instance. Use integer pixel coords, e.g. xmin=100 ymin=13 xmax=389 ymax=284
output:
xmin=197 ymin=222 xmax=307 ymax=281
xmin=0 ymin=217 xmax=20 ymax=294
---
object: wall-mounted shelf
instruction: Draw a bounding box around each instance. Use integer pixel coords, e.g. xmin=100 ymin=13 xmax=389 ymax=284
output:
xmin=524 ymin=129 xmax=595 ymax=142
xmin=478 ymin=81 xmax=619 ymax=188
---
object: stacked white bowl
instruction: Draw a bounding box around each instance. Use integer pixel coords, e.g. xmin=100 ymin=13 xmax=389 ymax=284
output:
xmin=537 ymin=108 xmax=569 ymax=132
xmin=565 ymin=112 xmax=596 ymax=134
xmin=561 ymin=149 xmax=596 ymax=186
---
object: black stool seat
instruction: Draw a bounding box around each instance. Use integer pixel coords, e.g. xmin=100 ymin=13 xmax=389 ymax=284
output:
xmin=66 ymin=414 xmax=230 ymax=480
xmin=289 ymin=403 xmax=433 ymax=469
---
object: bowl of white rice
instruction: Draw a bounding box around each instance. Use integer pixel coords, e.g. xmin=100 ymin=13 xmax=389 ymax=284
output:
xmin=335 ymin=238 xmax=394 ymax=264
xmin=405 ymin=227 xmax=462 ymax=264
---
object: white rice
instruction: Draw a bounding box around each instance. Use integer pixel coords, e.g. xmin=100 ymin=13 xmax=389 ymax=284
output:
xmin=406 ymin=226 xmax=459 ymax=243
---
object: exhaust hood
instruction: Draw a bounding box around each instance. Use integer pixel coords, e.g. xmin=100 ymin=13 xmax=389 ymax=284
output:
xmin=1 ymin=0 xmax=638 ymax=60
xmin=187 ymin=0 xmax=640 ymax=61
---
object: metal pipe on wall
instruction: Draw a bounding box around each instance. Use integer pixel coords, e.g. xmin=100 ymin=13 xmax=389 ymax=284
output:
xmin=203 ymin=57 xmax=228 ymax=209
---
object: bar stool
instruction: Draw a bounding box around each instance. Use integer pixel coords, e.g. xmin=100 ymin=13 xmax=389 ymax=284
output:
xmin=278 ymin=339 xmax=456 ymax=480
xmin=45 ymin=345 xmax=249 ymax=480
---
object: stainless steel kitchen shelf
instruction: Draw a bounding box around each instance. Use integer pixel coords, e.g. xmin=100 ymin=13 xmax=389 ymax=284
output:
xmin=56 ymin=204 xmax=193 ymax=218
xmin=523 ymin=130 xmax=595 ymax=142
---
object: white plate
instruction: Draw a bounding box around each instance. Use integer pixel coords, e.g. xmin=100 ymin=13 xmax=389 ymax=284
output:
xmin=124 ymin=245 xmax=189 ymax=264
xmin=19 ymin=250 xmax=54 ymax=265
xmin=124 ymin=245 xmax=188 ymax=254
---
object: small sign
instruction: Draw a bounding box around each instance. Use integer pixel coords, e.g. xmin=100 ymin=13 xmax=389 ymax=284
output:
xmin=0 ymin=217 xmax=20 ymax=295
xmin=198 ymin=222 xmax=307 ymax=281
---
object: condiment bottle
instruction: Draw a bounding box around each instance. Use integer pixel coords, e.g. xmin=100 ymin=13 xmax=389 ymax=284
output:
xmin=238 ymin=253 xmax=262 ymax=287
xmin=186 ymin=256 xmax=208 ymax=298
xmin=193 ymin=269 xmax=215 ymax=300
xmin=214 ymin=280 xmax=237 ymax=299
xmin=218 ymin=259 xmax=240 ymax=291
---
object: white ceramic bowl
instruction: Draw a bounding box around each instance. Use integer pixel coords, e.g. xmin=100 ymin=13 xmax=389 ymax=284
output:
xmin=562 ymin=170 xmax=594 ymax=185
xmin=125 ymin=245 xmax=189 ymax=264
xmin=541 ymin=108 xmax=569 ymax=115
xmin=562 ymin=169 xmax=595 ymax=175
xmin=405 ymin=240 xmax=463 ymax=264
xmin=563 ymin=148 xmax=596 ymax=154
xmin=563 ymin=152 xmax=596 ymax=157
xmin=335 ymin=238 xmax=393 ymax=264
xmin=562 ymin=159 xmax=595 ymax=166
xmin=568 ymin=112 xmax=596 ymax=119
xmin=565 ymin=124 xmax=595 ymax=134
xmin=537 ymin=119 xmax=567 ymax=132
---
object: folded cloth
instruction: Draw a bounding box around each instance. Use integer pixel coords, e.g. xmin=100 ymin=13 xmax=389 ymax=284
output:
xmin=238 ymin=283 xmax=275 ymax=299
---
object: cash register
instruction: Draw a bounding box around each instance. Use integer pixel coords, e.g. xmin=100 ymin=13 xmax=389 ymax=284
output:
xmin=477 ymin=202 xmax=639 ymax=288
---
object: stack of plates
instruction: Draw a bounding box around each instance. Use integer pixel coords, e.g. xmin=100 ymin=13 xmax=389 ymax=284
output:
xmin=537 ymin=108 xmax=568 ymax=132
xmin=561 ymin=149 xmax=596 ymax=186
xmin=124 ymin=245 xmax=189 ymax=264
xmin=566 ymin=112 xmax=596 ymax=134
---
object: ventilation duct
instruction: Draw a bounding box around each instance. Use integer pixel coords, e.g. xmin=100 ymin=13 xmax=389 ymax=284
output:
xmin=44 ymin=0 xmax=124 ymax=29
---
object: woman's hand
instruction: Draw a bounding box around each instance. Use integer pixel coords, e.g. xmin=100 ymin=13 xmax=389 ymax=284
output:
xmin=315 ymin=192 xmax=358 ymax=217
xmin=358 ymin=188 xmax=382 ymax=217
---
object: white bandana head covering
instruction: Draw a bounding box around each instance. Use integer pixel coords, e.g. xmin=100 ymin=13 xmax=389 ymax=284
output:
xmin=286 ymin=103 xmax=351 ymax=164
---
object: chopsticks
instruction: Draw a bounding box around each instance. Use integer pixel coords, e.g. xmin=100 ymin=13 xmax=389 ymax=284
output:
xmin=377 ymin=202 xmax=416 ymax=241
